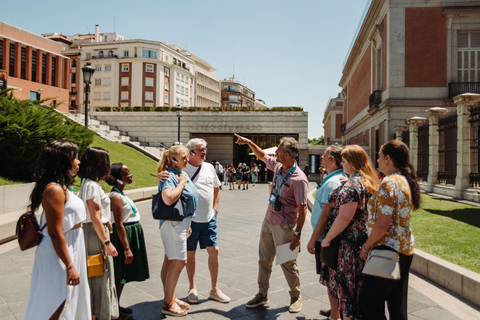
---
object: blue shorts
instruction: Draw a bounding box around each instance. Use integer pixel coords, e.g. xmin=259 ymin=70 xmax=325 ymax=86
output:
xmin=187 ymin=214 xmax=218 ymax=251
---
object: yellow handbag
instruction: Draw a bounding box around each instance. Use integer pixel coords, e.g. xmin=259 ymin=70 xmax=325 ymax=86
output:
xmin=87 ymin=253 xmax=105 ymax=278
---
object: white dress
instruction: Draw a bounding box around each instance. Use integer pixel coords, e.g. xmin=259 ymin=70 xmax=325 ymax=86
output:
xmin=25 ymin=190 xmax=91 ymax=320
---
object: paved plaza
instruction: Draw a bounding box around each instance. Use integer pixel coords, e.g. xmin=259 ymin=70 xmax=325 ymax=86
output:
xmin=1 ymin=183 xmax=479 ymax=319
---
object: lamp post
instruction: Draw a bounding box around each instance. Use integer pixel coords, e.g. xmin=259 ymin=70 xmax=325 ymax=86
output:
xmin=82 ymin=63 xmax=95 ymax=127
xmin=37 ymin=89 xmax=43 ymax=100
xmin=176 ymin=105 xmax=182 ymax=144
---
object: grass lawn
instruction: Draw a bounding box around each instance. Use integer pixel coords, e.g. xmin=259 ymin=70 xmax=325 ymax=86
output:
xmin=411 ymin=194 xmax=480 ymax=273
xmin=0 ymin=135 xmax=159 ymax=191
xmin=71 ymin=135 xmax=158 ymax=192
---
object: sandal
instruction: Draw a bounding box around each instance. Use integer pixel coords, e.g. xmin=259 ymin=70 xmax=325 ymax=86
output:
xmin=119 ymin=306 xmax=133 ymax=314
xmin=175 ymin=298 xmax=190 ymax=309
xmin=162 ymin=298 xmax=188 ymax=317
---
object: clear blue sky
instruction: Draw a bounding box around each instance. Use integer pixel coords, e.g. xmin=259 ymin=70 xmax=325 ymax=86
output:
xmin=1 ymin=0 xmax=370 ymax=139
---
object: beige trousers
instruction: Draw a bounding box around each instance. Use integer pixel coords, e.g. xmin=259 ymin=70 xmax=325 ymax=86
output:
xmin=258 ymin=218 xmax=300 ymax=298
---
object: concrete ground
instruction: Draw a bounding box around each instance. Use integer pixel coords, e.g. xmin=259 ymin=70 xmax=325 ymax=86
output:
xmin=1 ymin=182 xmax=479 ymax=319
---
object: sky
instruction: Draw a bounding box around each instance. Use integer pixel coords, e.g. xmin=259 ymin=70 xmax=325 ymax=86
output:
xmin=0 ymin=0 xmax=370 ymax=139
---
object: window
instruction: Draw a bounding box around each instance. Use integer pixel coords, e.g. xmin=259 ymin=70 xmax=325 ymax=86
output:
xmin=164 ymin=54 xmax=169 ymax=63
xmin=98 ymin=51 xmax=104 ymax=58
xmin=229 ymin=103 xmax=238 ymax=108
xmin=86 ymin=52 xmax=92 ymax=60
xmin=121 ymin=77 xmax=129 ymax=86
xmin=181 ymin=87 xmax=184 ymax=94
xmin=165 ymin=80 xmax=169 ymax=90
xmin=31 ymin=50 xmax=37 ymax=81
xmin=176 ymin=97 xmax=179 ymax=104
xmin=72 ymin=59 xmax=76 ymax=68
xmin=181 ymin=74 xmax=184 ymax=81
xmin=71 ymin=73 xmax=76 ymax=84
xmin=142 ymin=49 xmax=157 ymax=59
xmin=165 ymin=95 xmax=169 ymax=103
xmin=165 ymin=67 xmax=170 ymax=76
xmin=123 ymin=50 xmax=129 ymax=57
xmin=121 ymin=91 xmax=129 ymax=100
xmin=9 ymin=44 xmax=15 ymax=77
xmin=107 ymin=50 xmax=114 ymax=58
xmin=104 ymin=92 xmax=111 ymax=100
xmin=146 ymin=64 xmax=154 ymax=72
xmin=30 ymin=91 xmax=39 ymax=100
xmin=0 ymin=40 xmax=3 ymax=70
xmin=122 ymin=64 xmax=129 ymax=72
xmin=94 ymin=78 xmax=101 ymax=86
xmin=457 ymin=31 xmax=480 ymax=82
xmin=93 ymin=92 xmax=101 ymax=100
xmin=145 ymin=92 xmax=153 ymax=101
xmin=180 ymin=99 xmax=184 ymax=106
xmin=41 ymin=53 xmax=47 ymax=84
xmin=104 ymin=64 xmax=111 ymax=71
xmin=176 ymin=84 xmax=180 ymax=92
xmin=104 ymin=78 xmax=111 ymax=86
xmin=229 ymin=95 xmax=239 ymax=102
xmin=95 ymin=65 xmax=102 ymax=72
xmin=185 ymin=88 xmax=189 ymax=95
xmin=51 ymin=56 xmax=56 ymax=86
xmin=146 ymin=77 xmax=154 ymax=86
xmin=21 ymin=47 xmax=26 ymax=79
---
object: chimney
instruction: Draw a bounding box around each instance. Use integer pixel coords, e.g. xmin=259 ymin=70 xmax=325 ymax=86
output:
xmin=95 ymin=25 xmax=99 ymax=42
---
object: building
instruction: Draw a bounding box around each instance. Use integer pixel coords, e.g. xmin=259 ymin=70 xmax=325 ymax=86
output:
xmin=0 ymin=21 xmax=70 ymax=111
xmin=333 ymin=0 xmax=480 ymax=201
xmin=168 ymin=45 xmax=221 ymax=107
xmin=221 ymin=77 xmax=255 ymax=108
xmin=322 ymin=93 xmax=343 ymax=145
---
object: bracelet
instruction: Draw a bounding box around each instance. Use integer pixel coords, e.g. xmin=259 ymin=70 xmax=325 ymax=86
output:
xmin=361 ymin=244 xmax=369 ymax=253
xmin=67 ymin=262 xmax=73 ymax=270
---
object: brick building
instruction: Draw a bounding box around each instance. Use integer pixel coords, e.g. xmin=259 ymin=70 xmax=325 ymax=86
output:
xmin=0 ymin=22 xmax=70 ymax=111
xmin=336 ymin=0 xmax=480 ymax=162
xmin=221 ymin=77 xmax=256 ymax=108
xmin=322 ymin=93 xmax=343 ymax=145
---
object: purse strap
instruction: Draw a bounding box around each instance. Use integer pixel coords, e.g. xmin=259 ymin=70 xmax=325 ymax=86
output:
xmin=190 ymin=164 xmax=202 ymax=182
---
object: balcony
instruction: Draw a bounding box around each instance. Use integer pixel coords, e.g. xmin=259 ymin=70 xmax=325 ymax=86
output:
xmin=369 ymin=90 xmax=382 ymax=108
xmin=448 ymin=82 xmax=480 ymax=99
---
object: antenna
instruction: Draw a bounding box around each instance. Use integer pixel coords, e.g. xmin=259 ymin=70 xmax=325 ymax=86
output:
xmin=233 ymin=61 xmax=235 ymax=78
xmin=113 ymin=16 xmax=116 ymax=33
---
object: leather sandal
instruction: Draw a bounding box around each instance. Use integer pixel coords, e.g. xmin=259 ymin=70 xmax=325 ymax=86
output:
xmin=175 ymin=298 xmax=190 ymax=309
xmin=162 ymin=298 xmax=188 ymax=317
xmin=320 ymin=309 xmax=331 ymax=317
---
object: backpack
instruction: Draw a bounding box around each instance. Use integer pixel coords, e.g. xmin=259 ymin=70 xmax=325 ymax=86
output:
xmin=16 ymin=211 xmax=46 ymax=251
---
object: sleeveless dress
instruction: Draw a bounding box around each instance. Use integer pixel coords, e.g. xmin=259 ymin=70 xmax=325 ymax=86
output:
xmin=25 ymin=190 xmax=91 ymax=320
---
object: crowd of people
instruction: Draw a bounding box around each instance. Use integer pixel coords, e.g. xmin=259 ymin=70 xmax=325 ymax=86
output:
xmin=25 ymin=134 xmax=419 ymax=320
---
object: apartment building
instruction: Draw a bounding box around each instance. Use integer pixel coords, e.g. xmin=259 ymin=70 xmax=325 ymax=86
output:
xmin=221 ymin=77 xmax=255 ymax=108
xmin=0 ymin=21 xmax=70 ymax=111
xmin=322 ymin=93 xmax=343 ymax=145
xmin=336 ymin=0 xmax=480 ymax=161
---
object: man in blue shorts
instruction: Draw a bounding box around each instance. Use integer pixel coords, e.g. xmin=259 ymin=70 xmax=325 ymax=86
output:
xmin=184 ymin=138 xmax=230 ymax=304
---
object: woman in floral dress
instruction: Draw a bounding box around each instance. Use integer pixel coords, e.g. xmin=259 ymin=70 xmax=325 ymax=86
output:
xmin=321 ymin=145 xmax=378 ymax=319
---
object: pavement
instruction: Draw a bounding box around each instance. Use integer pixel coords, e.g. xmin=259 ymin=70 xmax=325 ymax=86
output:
xmin=1 ymin=182 xmax=480 ymax=319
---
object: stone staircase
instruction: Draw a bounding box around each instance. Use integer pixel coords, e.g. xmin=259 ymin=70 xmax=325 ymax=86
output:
xmin=64 ymin=113 xmax=164 ymax=159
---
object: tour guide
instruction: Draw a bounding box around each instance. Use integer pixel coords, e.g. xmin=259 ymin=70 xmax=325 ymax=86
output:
xmin=234 ymin=133 xmax=308 ymax=313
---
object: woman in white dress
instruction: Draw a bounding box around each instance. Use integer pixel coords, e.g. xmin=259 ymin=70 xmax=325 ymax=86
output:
xmin=25 ymin=139 xmax=91 ymax=320
xmin=78 ymin=147 xmax=119 ymax=320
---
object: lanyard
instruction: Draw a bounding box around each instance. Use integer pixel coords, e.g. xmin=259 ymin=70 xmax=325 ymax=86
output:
xmin=350 ymin=173 xmax=360 ymax=178
xmin=272 ymin=163 xmax=296 ymax=196
xmin=67 ymin=185 xmax=76 ymax=192
xmin=317 ymin=169 xmax=343 ymax=189
xmin=113 ymin=187 xmax=138 ymax=215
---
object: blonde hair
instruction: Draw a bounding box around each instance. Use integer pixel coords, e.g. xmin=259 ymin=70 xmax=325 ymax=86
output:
xmin=157 ymin=145 xmax=188 ymax=173
xmin=341 ymin=145 xmax=379 ymax=194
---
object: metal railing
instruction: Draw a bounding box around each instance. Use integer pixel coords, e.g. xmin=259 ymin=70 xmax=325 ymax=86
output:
xmin=448 ymin=82 xmax=480 ymax=99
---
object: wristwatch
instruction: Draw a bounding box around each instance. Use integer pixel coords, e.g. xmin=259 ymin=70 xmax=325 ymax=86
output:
xmin=294 ymin=231 xmax=301 ymax=237
xmin=104 ymin=240 xmax=111 ymax=246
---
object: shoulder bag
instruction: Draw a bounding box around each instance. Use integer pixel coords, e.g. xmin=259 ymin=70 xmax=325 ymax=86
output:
xmin=319 ymin=235 xmax=341 ymax=269
xmin=152 ymin=193 xmax=187 ymax=221
xmin=362 ymin=191 xmax=401 ymax=279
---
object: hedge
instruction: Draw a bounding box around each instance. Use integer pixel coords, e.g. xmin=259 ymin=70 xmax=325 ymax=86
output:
xmin=0 ymin=90 xmax=94 ymax=182
xmin=95 ymin=106 xmax=304 ymax=112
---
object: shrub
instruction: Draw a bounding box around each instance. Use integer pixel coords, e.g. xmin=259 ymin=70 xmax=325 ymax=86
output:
xmin=0 ymin=90 xmax=94 ymax=182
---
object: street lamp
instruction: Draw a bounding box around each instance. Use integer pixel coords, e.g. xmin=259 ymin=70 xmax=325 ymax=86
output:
xmin=176 ymin=105 xmax=182 ymax=144
xmin=82 ymin=62 xmax=95 ymax=127
xmin=37 ymin=89 xmax=42 ymax=100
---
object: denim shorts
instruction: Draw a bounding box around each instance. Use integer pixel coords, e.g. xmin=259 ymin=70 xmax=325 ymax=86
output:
xmin=187 ymin=214 xmax=218 ymax=250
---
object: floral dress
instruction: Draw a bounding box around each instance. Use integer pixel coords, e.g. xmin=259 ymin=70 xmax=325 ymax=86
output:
xmin=322 ymin=176 xmax=371 ymax=319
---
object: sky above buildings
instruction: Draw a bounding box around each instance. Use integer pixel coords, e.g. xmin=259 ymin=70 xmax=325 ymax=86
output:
xmin=1 ymin=0 xmax=370 ymax=139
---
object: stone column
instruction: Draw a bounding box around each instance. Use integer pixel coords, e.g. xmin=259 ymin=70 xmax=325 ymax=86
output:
xmin=395 ymin=125 xmax=408 ymax=141
xmin=426 ymin=107 xmax=448 ymax=193
xmin=406 ymin=117 xmax=426 ymax=170
xmin=453 ymin=93 xmax=480 ymax=198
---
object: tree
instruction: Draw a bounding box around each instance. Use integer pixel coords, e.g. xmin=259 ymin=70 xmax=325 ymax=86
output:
xmin=308 ymin=136 xmax=325 ymax=145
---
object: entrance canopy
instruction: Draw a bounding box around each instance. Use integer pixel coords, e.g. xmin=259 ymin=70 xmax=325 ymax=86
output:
xmin=249 ymin=146 xmax=277 ymax=156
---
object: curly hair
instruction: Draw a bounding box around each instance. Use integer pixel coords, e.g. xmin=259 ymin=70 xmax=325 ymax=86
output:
xmin=29 ymin=139 xmax=78 ymax=213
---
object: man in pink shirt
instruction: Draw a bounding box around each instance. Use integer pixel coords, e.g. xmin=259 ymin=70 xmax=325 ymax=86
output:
xmin=234 ymin=133 xmax=308 ymax=313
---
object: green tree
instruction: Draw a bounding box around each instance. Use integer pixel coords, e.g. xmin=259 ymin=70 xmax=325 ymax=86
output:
xmin=308 ymin=136 xmax=325 ymax=145
xmin=0 ymin=90 xmax=94 ymax=182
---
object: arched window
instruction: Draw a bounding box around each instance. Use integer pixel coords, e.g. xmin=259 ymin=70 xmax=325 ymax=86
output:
xmin=98 ymin=51 xmax=104 ymax=58
xmin=108 ymin=50 xmax=114 ymax=58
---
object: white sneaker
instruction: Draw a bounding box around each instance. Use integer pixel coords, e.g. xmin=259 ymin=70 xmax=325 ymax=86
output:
xmin=187 ymin=288 xmax=199 ymax=304
xmin=209 ymin=289 xmax=230 ymax=303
